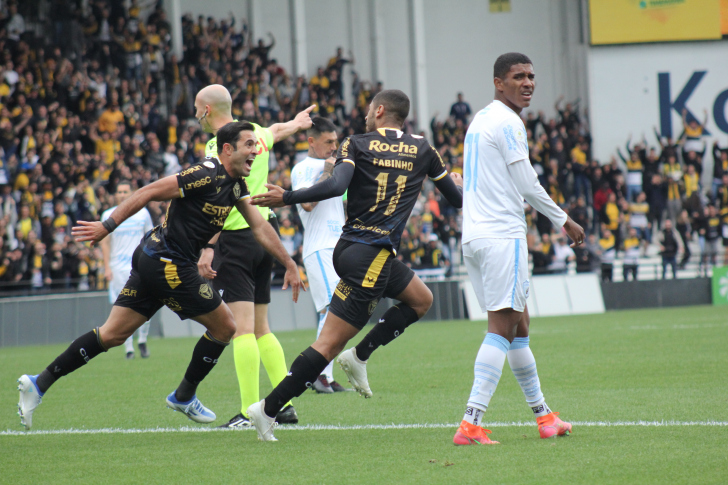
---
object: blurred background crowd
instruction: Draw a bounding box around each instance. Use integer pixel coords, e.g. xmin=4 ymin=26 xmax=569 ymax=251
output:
xmin=1 ymin=0 xmax=727 ymax=295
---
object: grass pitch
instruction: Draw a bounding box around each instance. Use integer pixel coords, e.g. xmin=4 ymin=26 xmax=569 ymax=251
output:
xmin=1 ymin=306 xmax=727 ymax=484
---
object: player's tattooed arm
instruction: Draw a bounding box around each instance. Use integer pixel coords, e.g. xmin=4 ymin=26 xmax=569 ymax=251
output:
xmin=198 ymin=232 xmax=221 ymax=279
xmin=235 ymin=198 xmax=305 ymax=302
xmin=72 ymin=175 xmax=180 ymax=243
xmin=252 ymin=162 xmax=354 ymax=207
xmin=301 ymin=158 xmax=335 ymax=212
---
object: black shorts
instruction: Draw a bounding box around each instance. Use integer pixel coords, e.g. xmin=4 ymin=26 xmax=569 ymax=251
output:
xmin=115 ymin=246 xmax=222 ymax=320
xmin=211 ymin=217 xmax=279 ymax=304
xmin=329 ymin=239 xmax=414 ymax=329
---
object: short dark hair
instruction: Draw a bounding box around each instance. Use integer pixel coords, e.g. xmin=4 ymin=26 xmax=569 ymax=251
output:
xmin=216 ymin=121 xmax=256 ymax=154
xmin=116 ymin=179 xmax=132 ymax=190
xmin=371 ymin=89 xmax=410 ymax=125
xmin=494 ymin=53 xmax=533 ymax=79
xmin=308 ymin=117 xmax=337 ymax=139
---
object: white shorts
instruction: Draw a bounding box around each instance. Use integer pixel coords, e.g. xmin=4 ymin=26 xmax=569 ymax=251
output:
xmin=303 ymin=249 xmax=340 ymax=313
xmin=108 ymin=265 xmax=132 ymax=304
xmin=463 ymin=238 xmax=529 ymax=313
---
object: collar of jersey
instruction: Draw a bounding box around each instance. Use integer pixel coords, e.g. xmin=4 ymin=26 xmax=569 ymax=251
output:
xmin=377 ymin=127 xmax=403 ymax=137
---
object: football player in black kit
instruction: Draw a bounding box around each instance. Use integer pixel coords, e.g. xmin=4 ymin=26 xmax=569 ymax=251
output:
xmin=247 ymin=89 xmax=464 ymax=441
xmin=17 ymin=122 xmax=303 ymax=430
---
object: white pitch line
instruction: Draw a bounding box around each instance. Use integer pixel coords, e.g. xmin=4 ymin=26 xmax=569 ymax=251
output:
xmin=2 ymin=420 xmax=727 ymax=437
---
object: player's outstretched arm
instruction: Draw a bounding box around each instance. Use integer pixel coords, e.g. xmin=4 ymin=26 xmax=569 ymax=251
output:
xmin=235 ymin=198 xmax=304 ymax=302
xmin=269 ymin=105 xmax=316 ymax=144
xmin=433 ymin=172 xmax=463 ymax=208
xmin=72 ymin=175 xmax=180 ymax=244
xmin=300 ymin=158 xmax=336 ymax=212
xmin=251 ymin=161 xmax=354 ymax=207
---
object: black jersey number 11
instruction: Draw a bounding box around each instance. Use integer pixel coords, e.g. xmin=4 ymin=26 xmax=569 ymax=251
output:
xmin=369 ymin=172 xmax=408 ymax=216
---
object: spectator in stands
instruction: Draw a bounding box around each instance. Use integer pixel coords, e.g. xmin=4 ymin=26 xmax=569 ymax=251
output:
xmin=622 ymin=227 xmax=640 ymax=281
xmin=530 ymin=233 xmax=554 ymax=275
xmin=701 ymin=205 xmax=721 ymax=273
xmin=549 ymin=235 xmax=575 ymax=274
xmin=449 ymin=93 xmax=471 ymax=124
xmin=659 ymin=219 xmax=682 ymax=279
xmin=575 ymin=233 xmax=599 ymax=274
xmin=599 ymin=228 xmax=616 ymax=282
xmin=676 ymin=209 xmax=692 ymax=269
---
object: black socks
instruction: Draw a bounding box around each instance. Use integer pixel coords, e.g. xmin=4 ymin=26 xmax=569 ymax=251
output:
xmin=354 ymin=304 xmax=419 ymax=361
xmin=175 ymin=331 xmax=229 ymax=402
xmin=263 ymin=346 xmax=329 ymax=418
xmin=36 ymin=329 xmax=107 ymax=393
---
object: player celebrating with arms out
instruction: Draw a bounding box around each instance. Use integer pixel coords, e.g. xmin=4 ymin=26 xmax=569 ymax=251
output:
xmin=17 ymin=122 xmax=303 ymax=430
xmin=290 ymin=117 xmax=351 ymax=393
xmin=194 ymin=84 xmax=314 ymax=428
xmin=247 ymin=89 xmax=464 ymax=441
xmin=453 ymin=53 xmax=585 ymax=446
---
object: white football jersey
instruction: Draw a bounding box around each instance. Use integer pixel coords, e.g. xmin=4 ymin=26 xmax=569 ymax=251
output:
xmin=462 ymin=100 xmax=531 ymax=243
xmin=102 ymin=206 xmax=154 ymax=270
xmin=291 ymin=157 xmax=345 ymax=259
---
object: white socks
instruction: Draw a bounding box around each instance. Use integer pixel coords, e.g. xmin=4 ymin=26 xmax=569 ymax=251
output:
xmin=508 ymin=337 xmax=551 ymax=417
xmin=463 ymin=333 xmax=510 ymax=424
xmin=317 ymin=310 xmax=334 ymax=381
xmin=463 ymin=334 xmax=553 ymax=425
xmin=123 ymin=322 xmax=150 ymax=354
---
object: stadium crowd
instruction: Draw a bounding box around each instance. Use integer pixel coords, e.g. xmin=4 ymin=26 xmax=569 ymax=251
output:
xmin=1 ymin=1 xmax=727 ymax=294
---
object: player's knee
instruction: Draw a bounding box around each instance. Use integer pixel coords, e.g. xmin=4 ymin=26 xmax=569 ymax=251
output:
xmin=412 ymin=286 xmax=433 ymax=318
xmin=217 ymin=308 xmax=237 ymax=341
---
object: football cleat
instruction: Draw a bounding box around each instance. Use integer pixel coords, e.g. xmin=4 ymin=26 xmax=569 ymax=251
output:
xmin=248 ymin=400 xmax=278 ymax=441
xmin=337 ymin=348 xmax=372 ymax=398
xmin=453 ymin=421 xmax=499 ymax=445
xmin=275 ymin=405 xmax=299 ymax=424
xmin=537 ymin=412 xmax=572 ymax=438
xmin=312 ymin=375 xmax=334 ymax=394
xmin=17 ymin=375 xmax=43 ymax=431
xmin=165 ymin=391 xmax=216 ymax=423
xmin=126 ymin=351 xmax=134 ymax=360
xmin=138 ymin=342 xmax=150 ymax=359
xmin=329 ymin=380 xmax=353 ymax=392
xmin=217 ymin=413 xmax=252 ymax=429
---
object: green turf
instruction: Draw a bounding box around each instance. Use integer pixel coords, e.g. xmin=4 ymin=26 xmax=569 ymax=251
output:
xmin=2 ymin=306 xmax=727 ymax=484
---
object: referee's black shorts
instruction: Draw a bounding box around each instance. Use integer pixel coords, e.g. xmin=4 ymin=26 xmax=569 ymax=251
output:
xmin=329 ymin=239 xmax=415 ymax=330
xmin=211 ymin=216 xmax=279 ymax=304
xmin=115 ymin=246 xmax=222 ymax=320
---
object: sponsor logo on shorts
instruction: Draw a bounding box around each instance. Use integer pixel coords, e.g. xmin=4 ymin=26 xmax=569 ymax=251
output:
xmin=523 ymin=280 xmax=530 ymax=298
xmin=219 ymin=289 xmax=224 ymax=297
xmin=199 ymin=283 xmax=213 ymax=299
xmin=368 ymin=300 xmax=378 ymax=315
xmin=162 ymin=297 xmax=182 ymax=312
xmin=334 ymin=280 xmax=352 ymax=301
xmin=120 ymin=287 xmax=137 ymax=297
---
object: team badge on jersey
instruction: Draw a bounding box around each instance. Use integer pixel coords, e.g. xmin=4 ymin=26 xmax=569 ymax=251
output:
xmin=233 ymin=182 xmax=241 ymax=199
xmin=203 ymin=161 xmax=216 ymax=169
xmin=199 ymin=283 xmax=213 ymax=299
